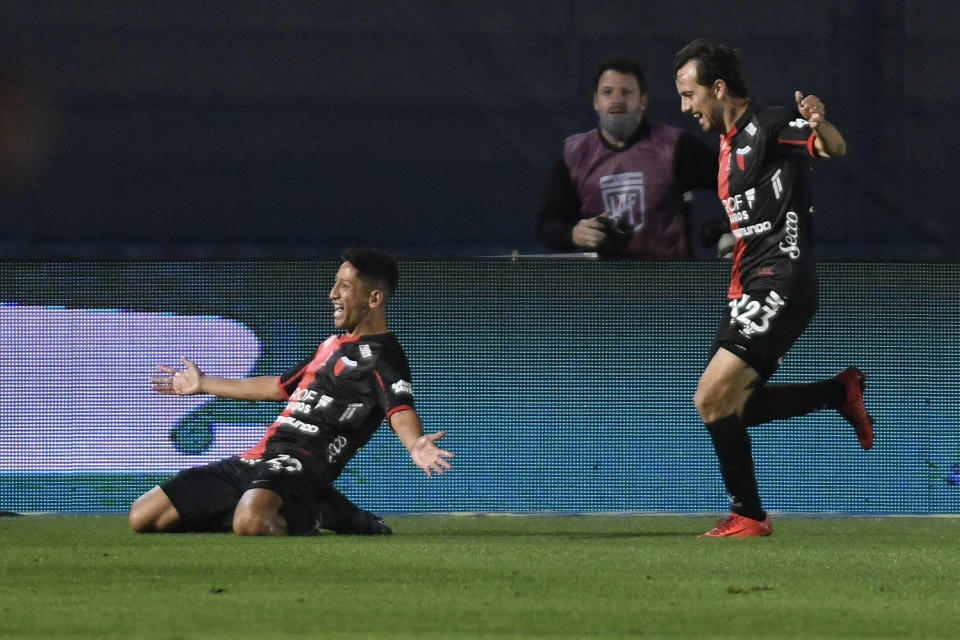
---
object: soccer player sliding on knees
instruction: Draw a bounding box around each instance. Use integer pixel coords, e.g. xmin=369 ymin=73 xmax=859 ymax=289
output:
xmin=130 ymin=248 xmax=453 ymax=536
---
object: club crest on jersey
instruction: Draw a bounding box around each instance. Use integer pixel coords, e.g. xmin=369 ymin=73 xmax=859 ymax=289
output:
xmin=744 ymin=122 xmax=757 ymax=136
xmin=334 ymin=356 xmax=357 ymax=376
xmin=358 ymin=344 xmax=373 ymax=359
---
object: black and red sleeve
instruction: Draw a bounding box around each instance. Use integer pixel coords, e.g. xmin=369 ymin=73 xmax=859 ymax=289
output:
xmin=372 ymin=342 xmax=415 ymax=419
xmin=277 ymin=353 xmax=315 ymax=399
xmin=772 ymin=107 xmax=817 ymax=158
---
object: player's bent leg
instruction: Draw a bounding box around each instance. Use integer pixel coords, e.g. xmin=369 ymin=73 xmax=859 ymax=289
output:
xmin=129 ymin=486 xmax=182 ymax=533
xmin=233 ymin=488 xmax=288 ymax=536
xmin=696 ymin=348 xmax=767 ymax=531
xmin=740 ymin=378 xmax=846 ymax=428
xmin=694 ymin=347 xmax=758 ymax=423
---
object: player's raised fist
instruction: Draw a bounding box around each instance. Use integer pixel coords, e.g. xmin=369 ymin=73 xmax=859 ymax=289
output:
xmin=795 ymin=90 xmax=825 ymax=128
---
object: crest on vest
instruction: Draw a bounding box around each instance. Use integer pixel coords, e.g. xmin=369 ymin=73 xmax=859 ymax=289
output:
xmin=599 ymin=172 xmax=645 ymax=229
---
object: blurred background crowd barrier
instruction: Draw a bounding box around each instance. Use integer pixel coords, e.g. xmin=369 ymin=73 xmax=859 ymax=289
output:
xmin=0 ymin=1 xmax=956 ymax=259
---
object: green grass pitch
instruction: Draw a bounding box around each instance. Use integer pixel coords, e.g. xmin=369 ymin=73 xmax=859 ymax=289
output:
xmin=2 ymin=514 xmax=959 ymax=639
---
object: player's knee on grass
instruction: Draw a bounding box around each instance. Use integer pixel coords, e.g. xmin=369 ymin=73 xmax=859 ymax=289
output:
xmin=128 ymin=505 xmax=151 ymax=533
xmin=128 ymin=487 xmax=180 ymax=533
xmin=232 ymin=510 xmax=288 ymax=536
xmin=233 ymin=488 xmax=287 ymax=536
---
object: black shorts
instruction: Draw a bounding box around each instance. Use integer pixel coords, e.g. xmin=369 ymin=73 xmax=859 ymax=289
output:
xmin=709 ymin=288 xmax=817 ymax=382
xmin=160 ymin=454 xmax=331 ymax=535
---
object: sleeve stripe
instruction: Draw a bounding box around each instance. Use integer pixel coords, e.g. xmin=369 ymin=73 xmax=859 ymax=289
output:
xmin=806 ymin=132 xmax=817 ymax=157
xmin=777 ymin=134 xmax=818 ymax=158
xmin=386 ymin=405 xmax=413 ymax=419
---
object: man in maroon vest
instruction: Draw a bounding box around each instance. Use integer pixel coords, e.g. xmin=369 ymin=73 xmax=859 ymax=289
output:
xmin=538 ymin=58 xmax=719 ymax=258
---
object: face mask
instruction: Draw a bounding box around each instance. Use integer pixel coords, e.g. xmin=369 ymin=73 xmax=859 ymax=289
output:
xmin=598 ymin=113 xmax=640 ymax=142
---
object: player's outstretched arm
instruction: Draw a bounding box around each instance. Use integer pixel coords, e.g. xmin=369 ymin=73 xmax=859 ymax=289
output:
xmin=389 ymin=409 xmax=454 ymax=477
xmin=151 ymin=357 xmax=284 ymax=401
xmin=795 ymin=90 xmax=846 ymax=158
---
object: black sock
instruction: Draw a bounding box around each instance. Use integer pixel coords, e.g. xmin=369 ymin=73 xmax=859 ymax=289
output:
xmin=314 ymin=487 xmax=390 ymax=534
xmin=312 ymin=486 xmax=362 ymax=532
xmin=705 ymin=414 xmax=765 ymax=521
xmin=741 ymin=380 xmax=845 ymax=428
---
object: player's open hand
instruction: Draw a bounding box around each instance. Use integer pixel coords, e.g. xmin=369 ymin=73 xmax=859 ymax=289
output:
xmin=151 ymin=357 xmax=203 ymax=395
xmin=410 ymin=430 xmax=455 ymax=477
xmin=795 ymin=91 xmax=825 ymax=129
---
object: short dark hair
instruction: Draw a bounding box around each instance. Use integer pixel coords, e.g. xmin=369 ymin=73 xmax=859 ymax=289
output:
xmin=673 ymin=39 xmax=749 ymax=99
xmin=594 ymin=57 xmax=646 ymax=94
xmin=341 ymin=247 xmax=399 ymax=299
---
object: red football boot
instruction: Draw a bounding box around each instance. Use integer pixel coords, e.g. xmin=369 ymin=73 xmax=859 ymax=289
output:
xmin=835 ymin=367 xmax=874 ymax=450
xmin=701 ymin=513 xmax=773 ymax=537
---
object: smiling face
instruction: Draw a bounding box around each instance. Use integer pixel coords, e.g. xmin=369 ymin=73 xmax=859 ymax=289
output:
xmin=675 ymin=59 xmax=723 ymax=133
xmin=329 ymin=261 xmax=375 ymax=333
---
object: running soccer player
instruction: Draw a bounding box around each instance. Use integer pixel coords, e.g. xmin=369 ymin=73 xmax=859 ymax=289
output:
xmin=673 ymin=39 xmax=874 ymax=537
xmin=129 ymin=248 xmax=453 ymax=536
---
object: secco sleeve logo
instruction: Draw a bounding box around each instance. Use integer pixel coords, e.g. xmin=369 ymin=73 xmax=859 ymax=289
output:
xmin=0 ymin=304 xmax=262 ymax=472
xmin=391 ymin=380 xmax=413 ymax=396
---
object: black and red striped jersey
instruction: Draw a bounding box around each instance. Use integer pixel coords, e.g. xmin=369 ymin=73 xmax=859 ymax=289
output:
xmin=241 ymin=332 xmax=414 ymax=480
xmin=718 ymin=102 xmax=818 ymax=302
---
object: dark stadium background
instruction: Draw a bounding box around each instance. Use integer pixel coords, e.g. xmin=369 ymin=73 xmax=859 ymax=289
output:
xmin=0 ymin=0 xmax=955 ymax=259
